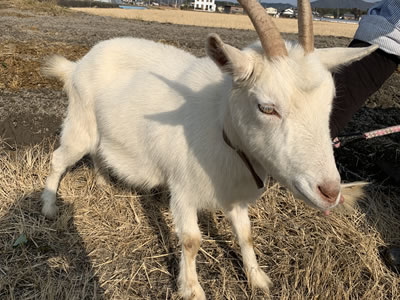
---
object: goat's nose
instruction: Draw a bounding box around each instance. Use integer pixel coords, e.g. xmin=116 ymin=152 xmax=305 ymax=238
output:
xmin=318 ymin=181 xmax=340 ymax=204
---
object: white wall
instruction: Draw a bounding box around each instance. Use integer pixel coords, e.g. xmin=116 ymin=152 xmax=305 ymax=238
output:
xmin=194 ymin=0 xmax=216 ymax=12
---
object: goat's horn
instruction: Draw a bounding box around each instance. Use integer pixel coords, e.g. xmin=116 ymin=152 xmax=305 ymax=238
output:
xmin=298 ymin=0 xmax=314 ymax=53
xmin=238 ymin=0 xmax=288 ymax=58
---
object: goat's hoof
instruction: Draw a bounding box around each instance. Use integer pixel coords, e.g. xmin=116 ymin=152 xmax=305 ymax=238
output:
xmin=248 ymin=267 xmax=273 ymax=291
xmin=40 ymin=189 xmax=59 ymax=219
xmin=41 ymin=203 xmax=59 ymax=219
xmin=179 ymin=282 xmax=206 ymax=300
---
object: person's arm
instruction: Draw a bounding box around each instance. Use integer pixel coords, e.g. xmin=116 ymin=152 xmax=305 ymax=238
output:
xmin=330 ymin=0 xmax=400 ymax=138
xmin=330 ymin=40 xmax=399 ymax=138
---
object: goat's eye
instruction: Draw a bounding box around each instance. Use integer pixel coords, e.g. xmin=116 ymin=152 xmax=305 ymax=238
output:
xmin=258 ymin=104 xmax=276 ymax=115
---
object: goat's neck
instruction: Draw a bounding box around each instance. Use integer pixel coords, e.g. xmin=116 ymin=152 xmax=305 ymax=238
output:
xmin=222 ymin=109 xmax=242 ymax=150
xmin=222 ymin=104 xmax=267 ymax=188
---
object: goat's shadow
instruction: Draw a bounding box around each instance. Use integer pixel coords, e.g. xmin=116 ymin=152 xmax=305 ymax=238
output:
xmin=0 ymin=188 xmax=105 ymax=299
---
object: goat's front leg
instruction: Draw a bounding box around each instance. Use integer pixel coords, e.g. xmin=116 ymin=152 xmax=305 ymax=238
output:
xmin=171 ymin=197 xmax=205 ymax=300
xmin=225 ymin=203 xmax=273 ymax=291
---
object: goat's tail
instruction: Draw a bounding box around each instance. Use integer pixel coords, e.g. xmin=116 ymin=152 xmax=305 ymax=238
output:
xmin=42 ymin=55 xmax=76 ymax=84
xmin=336 ymin=181 xmax=369 ymax=213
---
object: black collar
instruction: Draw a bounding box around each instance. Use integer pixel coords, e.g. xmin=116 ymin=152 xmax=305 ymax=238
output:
xmin=222 ymin=130 xmax=265 ymax=189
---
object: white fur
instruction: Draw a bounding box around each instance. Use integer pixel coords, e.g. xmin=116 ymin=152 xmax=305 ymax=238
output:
xmin=41 ymin=36 xmax=376 ymax=298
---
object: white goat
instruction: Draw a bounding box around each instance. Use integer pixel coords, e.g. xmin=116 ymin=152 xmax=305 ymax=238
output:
xmin=41 ymin=0 xmax=376 ymax=298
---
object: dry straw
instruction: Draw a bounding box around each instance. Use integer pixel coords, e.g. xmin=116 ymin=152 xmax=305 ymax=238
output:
xmin=1 ymin=140 xmax=399 ymax=299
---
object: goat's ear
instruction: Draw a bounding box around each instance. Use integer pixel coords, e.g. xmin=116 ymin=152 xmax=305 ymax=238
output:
xmin=206 ymin=33 xmax=253 ymax=82
xmin=315 ymin=45 xmax=378 ymax=72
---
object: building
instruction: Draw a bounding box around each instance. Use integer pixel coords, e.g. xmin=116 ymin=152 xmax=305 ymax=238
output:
xmin=223 ymin=5 xmax=243 ymax=14
xmin=323 ymin=14 xmax=335 ymax=19
xmin=194 ymin=0 xmax=216 ymax=12
xmin=97 ymin=0 xmax=123 ymax=3
xmin=312 ymin=11 xmax=320 ymax=18
xmin=342 ymin=13 xmax=356 ymax=20
xmin=280 ymin=8 xmax=296 ymax=18
xmin=265 ymin=7 xmax=277 ymax=17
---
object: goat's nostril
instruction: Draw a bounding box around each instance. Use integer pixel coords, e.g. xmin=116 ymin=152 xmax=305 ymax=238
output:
xmin=318 ymin=185 xmax=329 ymax=198
xmin=318 ymin=183 xmax=340 ymax=203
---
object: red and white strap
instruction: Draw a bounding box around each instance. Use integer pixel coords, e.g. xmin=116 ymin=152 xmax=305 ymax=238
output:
xmin=363 ymin=125 xmax=400 ymax=139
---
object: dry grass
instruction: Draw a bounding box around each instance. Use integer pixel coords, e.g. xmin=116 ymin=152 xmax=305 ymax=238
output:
xmin=0 ymin=41 xmax=88 ymax=90
xmin=71 ymin=7 xmax=359 ymax=38
xmin=1 ymin=140 xmax=399 ymax=299
xmin=8 ymin=0 xmax=69 ymax=15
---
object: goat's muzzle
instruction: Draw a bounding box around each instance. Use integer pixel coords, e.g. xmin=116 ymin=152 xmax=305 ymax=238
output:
xmin=318 ymin=181 xmax=341 ymax=204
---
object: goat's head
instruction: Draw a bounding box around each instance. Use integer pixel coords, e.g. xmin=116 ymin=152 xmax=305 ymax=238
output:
xmin=207 ymin=0 xmax=377 ymax=213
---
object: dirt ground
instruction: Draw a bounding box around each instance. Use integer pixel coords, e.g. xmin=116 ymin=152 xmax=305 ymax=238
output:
xmin=1 ymin=1 xmax=400 ymax=299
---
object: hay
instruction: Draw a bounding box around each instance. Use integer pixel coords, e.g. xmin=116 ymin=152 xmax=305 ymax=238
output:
xmin=0 ymin=141 xmax=399 ymax=299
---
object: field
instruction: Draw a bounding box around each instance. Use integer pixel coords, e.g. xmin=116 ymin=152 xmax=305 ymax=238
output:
xmin=72 ymin=7 xmax=359 ymax=38
xmin=1 ymin=1 xmax=400 ymax=299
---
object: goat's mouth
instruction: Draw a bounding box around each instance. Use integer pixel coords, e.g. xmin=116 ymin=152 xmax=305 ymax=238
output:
xmin=293 ymin=181 xmax=340 ymax=214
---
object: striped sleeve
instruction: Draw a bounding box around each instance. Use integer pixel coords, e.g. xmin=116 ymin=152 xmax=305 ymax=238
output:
xmin=354 ymin=0 xmax=400 ymax=57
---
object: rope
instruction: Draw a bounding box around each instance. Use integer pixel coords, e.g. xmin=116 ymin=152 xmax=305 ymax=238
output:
xmin=363 ymin=125 xmax=400 ymax=139
xmin=334 ymin=125 xmax=400 ymax=148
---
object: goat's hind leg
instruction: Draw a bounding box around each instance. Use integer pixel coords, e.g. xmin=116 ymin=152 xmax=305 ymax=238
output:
xmin=225 ymin=203 xmax=273 ymax=291
xmin=91 ymin=153 xmax=110 ymax=186
xmin=41 ymin=119 xmax=95 ymax=218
